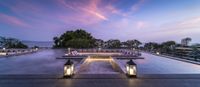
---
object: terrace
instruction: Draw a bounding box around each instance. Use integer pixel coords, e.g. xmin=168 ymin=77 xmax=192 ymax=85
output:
xmin=1 ymin=49 xmax=200 ymax=87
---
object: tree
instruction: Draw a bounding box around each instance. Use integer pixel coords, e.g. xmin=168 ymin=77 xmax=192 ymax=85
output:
xmin=125 ymin=39 xmax=142 ymax=49
xmin=161 ymin=41 xmax=176 ymax=53
xmin=144 ymin=42 xmax=160 ymax=52
xmin=105 ymin=39 xmax=121 ymax=48
xmin=181 ymin=37 xmax=192 ymax=46
xmin=0 ymin=36 xmax=28 ymax=48
xmin=94 ymin=39 xmax=104 ymax=48
xmin=53 ymin=29 xmax=96 ymax=48
xmin=53 ymin=37 xmax=60 ymax=47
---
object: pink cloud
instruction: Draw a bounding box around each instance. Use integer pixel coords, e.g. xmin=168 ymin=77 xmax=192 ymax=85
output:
xmin=0 ymin=13 xmax=29 ymax=27
xmin=136 ymin=21 xmax=149 ymax=29
xmin=57 ymin=0 xmax=108 ymax=20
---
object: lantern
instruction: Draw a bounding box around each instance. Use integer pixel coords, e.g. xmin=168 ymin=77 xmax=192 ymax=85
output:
xmin=126 ymin=60 xmax=137 ymax=77
xmin=156 ymin=52 xmax=160 ymax=55
xmin=64 ymin=60 xmax=74 ymax=78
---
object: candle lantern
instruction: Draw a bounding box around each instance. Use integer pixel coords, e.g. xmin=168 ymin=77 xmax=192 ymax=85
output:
xmin=126 ymin=60 xmax=137 ymax=77
xmin=64 ymin=60 xmax=74 ymax=78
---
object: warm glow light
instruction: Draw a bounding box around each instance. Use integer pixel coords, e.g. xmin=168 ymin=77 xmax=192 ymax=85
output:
xmin=130 ymin=67 xmax=134 ymax=75
xmin=67 ymin=67 xmax=71 ymax=75
xmin=156 ymin=52 xmax=160 ymax=55
xmin=126 ymin=60 xmax=137 ymax=77
xmin=0 ymin=52 xmax=7 ymax=55
xmin=126 ymin=65 xmax=129 ymax=73
xmin=64 ymin=60 xmax=74 ymax=77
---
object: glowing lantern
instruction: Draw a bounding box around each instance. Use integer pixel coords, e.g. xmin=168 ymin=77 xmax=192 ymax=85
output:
xmin=156 ymin=52 xmax=160 ymax=55
xmin=126 ymin=60 xmax=137 ymax=77
xmin=64 ymin=60 xmax=74 ymax=78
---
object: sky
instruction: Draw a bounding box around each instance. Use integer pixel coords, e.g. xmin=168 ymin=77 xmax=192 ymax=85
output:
xmin=0 ymin=0 xmax=200 ymax=43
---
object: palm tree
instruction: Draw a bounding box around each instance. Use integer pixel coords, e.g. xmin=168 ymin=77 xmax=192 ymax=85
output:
xmin=185 ymin=37 xmax=192 ymax=46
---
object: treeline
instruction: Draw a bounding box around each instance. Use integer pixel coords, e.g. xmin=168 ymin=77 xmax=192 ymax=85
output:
xmin=143 ymin=37 xmax=193 ymax=53
xmin=53 ymin=29 xmax=200 ymax=60
xmin=53 ymin=29 xmax=142 ymax=49
xmin=143 ymin=38 xmax=200 ymax=61
xmin=143 ymin=41 xmax=176 ymax=53
xmin=0 ymin=36 xmax=28 ymax=49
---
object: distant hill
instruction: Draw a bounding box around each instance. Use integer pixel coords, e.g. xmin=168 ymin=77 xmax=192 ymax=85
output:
xmin=22 ymin=41 xmax=53 ymax=48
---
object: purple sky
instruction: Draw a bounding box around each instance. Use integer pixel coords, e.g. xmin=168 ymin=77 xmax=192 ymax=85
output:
xmin=0 ymin=0 xmax=200 ymax=43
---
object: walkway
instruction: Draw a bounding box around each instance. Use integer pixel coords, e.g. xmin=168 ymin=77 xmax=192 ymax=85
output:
xmin=77 ymin=57 xmax=119 ymax=74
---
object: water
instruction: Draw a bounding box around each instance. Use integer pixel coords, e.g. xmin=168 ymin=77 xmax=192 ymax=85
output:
xmin=0 ymin=50 xmax=200 ymax=74
xmin=22 ymin=41 xmax=53 ymax=47
xmin=119 ymin=53 xmax=200 ymax=74
xmin=0 ymin=49 xmax=65 ymax=74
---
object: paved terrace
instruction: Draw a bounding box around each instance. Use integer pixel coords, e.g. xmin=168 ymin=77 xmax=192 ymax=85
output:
xmin=1 ymin=74 xmax=200 ymax=87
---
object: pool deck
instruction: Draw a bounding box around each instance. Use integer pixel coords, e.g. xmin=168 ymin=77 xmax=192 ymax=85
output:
xmin=1 ymin=50 xmax=200 ymax=87
xmin=1 ymin=74 xmax=200 ymax=87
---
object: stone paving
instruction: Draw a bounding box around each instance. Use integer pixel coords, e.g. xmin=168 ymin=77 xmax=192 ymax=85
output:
xmin=1 ymin=75 xmax=200 ymax=87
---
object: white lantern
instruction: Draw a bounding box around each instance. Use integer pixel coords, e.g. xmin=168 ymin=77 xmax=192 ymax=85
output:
xmin=64 ymin=60 xmax=74 ymax=78
xmin=3 ymin=48 xmax=6 ymax=50
xmin=156 ymin=52 xmax=160 ymax=55
xmin=126 ymin=60 xmax=137 ymax=77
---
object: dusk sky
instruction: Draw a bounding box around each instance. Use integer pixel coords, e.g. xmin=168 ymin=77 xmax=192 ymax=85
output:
xmin=0 ymin=0 xmax=200 ymax=43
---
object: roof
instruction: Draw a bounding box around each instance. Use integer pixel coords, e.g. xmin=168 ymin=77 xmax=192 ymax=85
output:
xmin=127 ymin=60 xmax=136 ymax=65
xmin=64 ymin=60 xmax=73 ymax=65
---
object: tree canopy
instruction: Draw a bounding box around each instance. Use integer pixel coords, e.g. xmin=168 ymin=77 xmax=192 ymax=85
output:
xmin=53 ymin=29 xmax=144 ymax=49
xmin=53 ymin=29 xmax=96 ymax=48
xmin=0 ymin=36 xmax=28 ymax=48
xmin=105 ymin=39 xmax=121 ymax=48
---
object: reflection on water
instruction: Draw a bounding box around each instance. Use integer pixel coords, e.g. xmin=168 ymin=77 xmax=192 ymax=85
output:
xmin=119 ymin=53 xmax=200 ymax=74
xmin=0 ymin=49 xmax=66 ymax=74
xmin=77 ymin=58 xmax=119 ymax=74
xmin=0 ymin=50 xmax=200 ymax=74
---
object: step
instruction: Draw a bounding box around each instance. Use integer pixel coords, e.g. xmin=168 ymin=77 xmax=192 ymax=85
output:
xmin=73 ymin=74 xmax=127 ymax=79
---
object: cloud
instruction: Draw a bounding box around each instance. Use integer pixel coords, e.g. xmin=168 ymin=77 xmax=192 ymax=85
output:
xmin=140 ymin=16 xmax=200 ymax=42
xmin=160 ymin=16 xmax=200 ymax=32
xmin=136 ymin=21 xmax=149 ymax=29
xmin=0 ymin=13 xmax=29 ymax=27
xmin=57 ymin=0 xmax=108 ymax=21
xmin=131 ymin=0 xmax=146 ymax=12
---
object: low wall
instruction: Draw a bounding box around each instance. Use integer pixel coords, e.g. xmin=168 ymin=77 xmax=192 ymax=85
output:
xmin=110 ymin=58 xmax=125 ymax=73
xmin=112 ymin=58 xmax=127 ymax=73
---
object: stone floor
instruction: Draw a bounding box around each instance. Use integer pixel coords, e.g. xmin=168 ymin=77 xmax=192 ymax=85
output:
xmin=1 ymin=74 xmax=200 ymax=87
